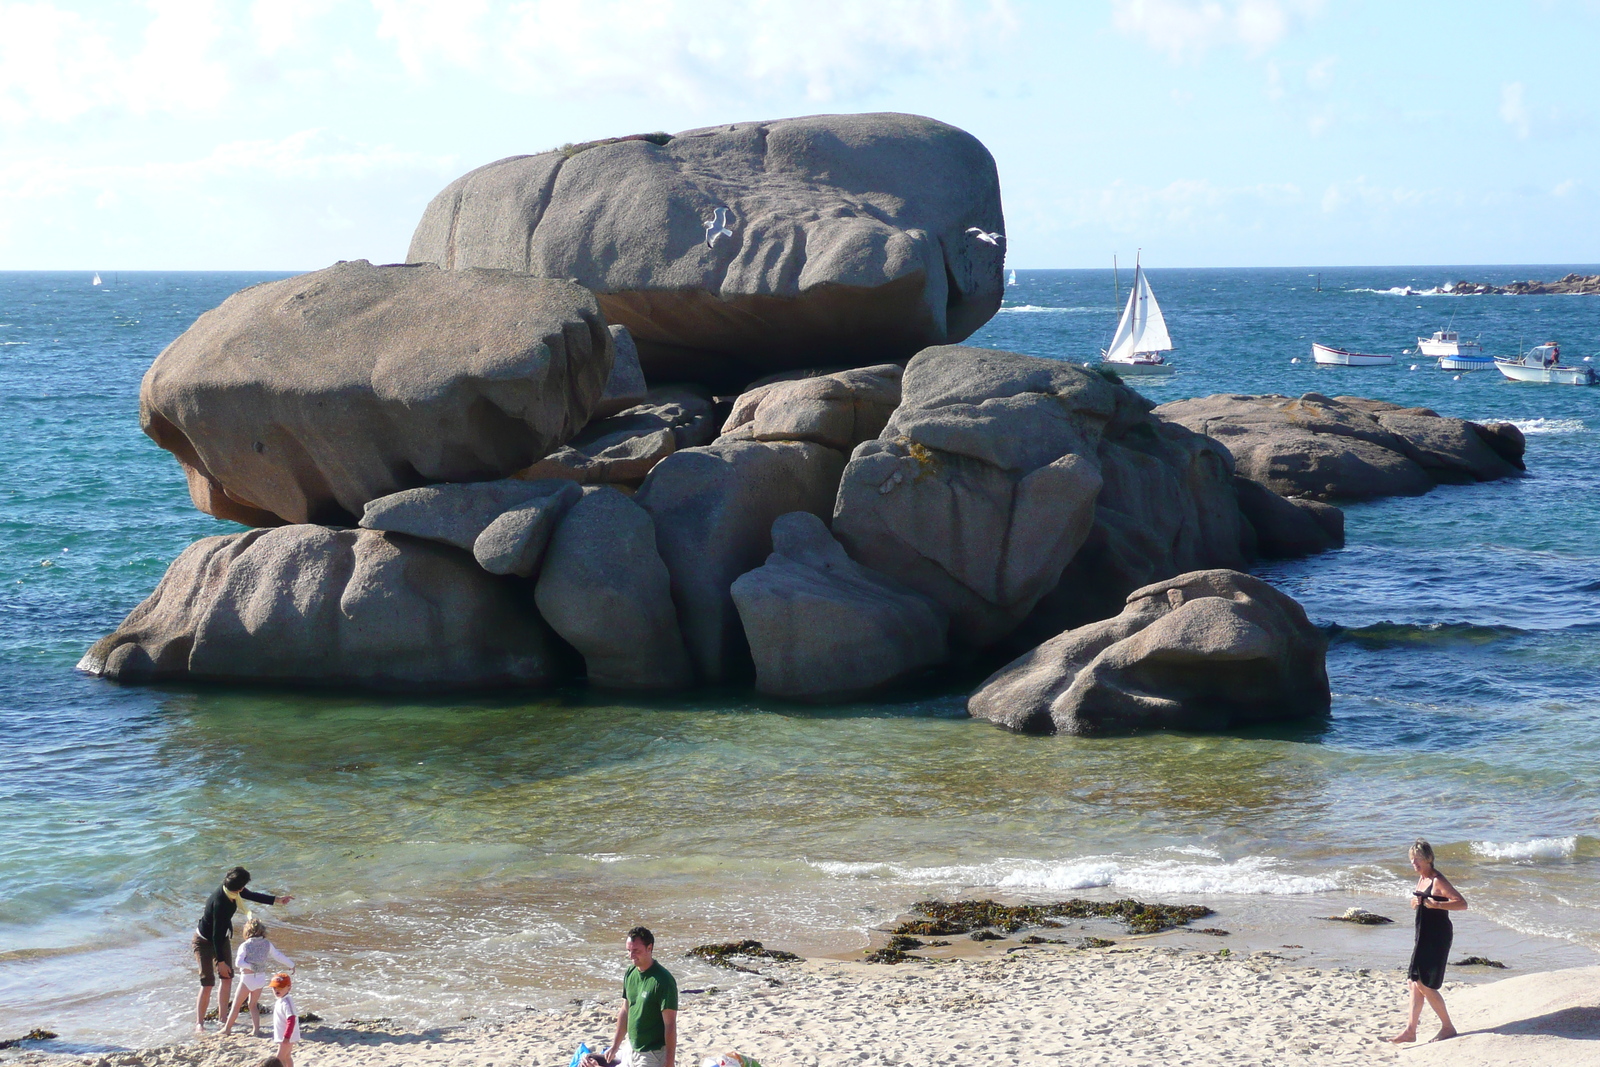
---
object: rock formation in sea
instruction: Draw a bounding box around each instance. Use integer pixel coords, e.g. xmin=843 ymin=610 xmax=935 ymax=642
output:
xmin=89 ymin=112 xmax=1481 ymax=733
xmin=405 ymin=113 xmax=1005 ymax=389
xmin=968 ymin=569 xmax=1330 ymax=735
xmin=1153 ymin=393 xmax=1525 ymax=501
xmin=140 ymin=260 xmax=613 ymax=526
xmin=1447 ymin=273 xmax=1600 ymax=296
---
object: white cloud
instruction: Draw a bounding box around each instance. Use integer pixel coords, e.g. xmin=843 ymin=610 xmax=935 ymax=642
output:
xmin=1500 ymin=81 xmax=1530 ymax=138
xmin=1110 ymin=0 xmax=1320 ymax=61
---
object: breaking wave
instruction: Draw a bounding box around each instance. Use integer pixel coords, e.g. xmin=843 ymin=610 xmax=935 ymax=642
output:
xmin=808 ymin=852 xmax=1340 ymax=896
xmin=997 ymin=304 xmax=1101 ymax=314
xmin=1471 ymin=836 xmax=1578 ymax=861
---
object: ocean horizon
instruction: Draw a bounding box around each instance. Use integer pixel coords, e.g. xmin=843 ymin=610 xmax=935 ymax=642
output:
xmin=4 ymin=264 xmax=1600 ymax=1050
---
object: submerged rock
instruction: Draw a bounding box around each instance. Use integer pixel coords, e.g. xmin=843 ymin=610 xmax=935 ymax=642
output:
xmin=534 ymin=488 xmax=692 ymax=690
xmin=80 ymin=527 xmax=558 ymax=689
xmin=968 ymin=569 xmax=1329 ymax=735
xmin=636 ymin=438 xmax=846 ymax=682
xmin=730 ymin=512 xmax=948 ymax=701
xmin=1154 ymin=393 xmax=1524 ymax=501
xmin=407 ymin=113 xmax=1004 ymax=388
xmin=141 ymin=260 xmax=613 ymax=525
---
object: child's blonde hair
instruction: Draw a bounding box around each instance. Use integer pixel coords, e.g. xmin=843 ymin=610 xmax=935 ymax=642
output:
xmin=243 ymin=918 xmax=267 ymax=940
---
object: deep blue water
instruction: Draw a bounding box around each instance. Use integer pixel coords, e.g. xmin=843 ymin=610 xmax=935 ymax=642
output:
xmin=4 ymin=267 xmax=1600 ymax=1047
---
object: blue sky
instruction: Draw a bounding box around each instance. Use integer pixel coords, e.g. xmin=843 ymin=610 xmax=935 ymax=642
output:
xmin=1 ymin=0 xmax=1596 ymax=269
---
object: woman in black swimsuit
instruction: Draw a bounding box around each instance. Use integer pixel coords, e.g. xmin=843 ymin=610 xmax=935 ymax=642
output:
xmin=1389 ymin=839 xmax=1467 ymax=1044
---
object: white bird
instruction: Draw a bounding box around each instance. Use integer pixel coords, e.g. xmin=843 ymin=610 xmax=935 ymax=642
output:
xmin=966 ymin=227 xmax=1004 ymax=246
xmin=704 ymin=207 xmax=735 ymax=249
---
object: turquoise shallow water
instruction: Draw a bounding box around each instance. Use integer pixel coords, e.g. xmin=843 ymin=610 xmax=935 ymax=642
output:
xmin=3 ymin=267 xmax=1600 ymax=1047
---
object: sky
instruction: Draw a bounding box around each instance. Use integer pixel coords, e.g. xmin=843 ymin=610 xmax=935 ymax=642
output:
xmin=1 ymin=0 xmax=1597 ymax=270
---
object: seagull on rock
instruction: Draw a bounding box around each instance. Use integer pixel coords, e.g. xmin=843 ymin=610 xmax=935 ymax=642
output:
xmin=966 ymin=227 xmax=1004 ymax=246
xmin=704 ymin=207 xmax=735 ymax=249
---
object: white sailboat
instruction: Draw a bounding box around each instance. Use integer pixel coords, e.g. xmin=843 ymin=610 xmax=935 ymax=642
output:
xmin=1101 ymin=254 xmax=1175 ymax=375
xmin=1008 ymin=269 xmax=1018 ymax=286
xmin=91 ymin=272 xmax=102 ymax=286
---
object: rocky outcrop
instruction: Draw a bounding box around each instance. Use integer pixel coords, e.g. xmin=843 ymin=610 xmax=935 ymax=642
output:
xmin=1233 ymin=477 xmax=1344 ymax=558
xmin=359 ymin=478 xmax=582 ymax=577
xmin=515 ymin=386 xmax=717 ymax=487
xmin=1448 ymin=273 xmax=1600 ymax=295
xmin=968 ymin=569 xmax=1329 ymax=735
xmin=407 ymin=113 xmax=1004 ymax=389
xmin=1153 ymin=393 xmax=1524 ymax=501
xmin=534 ymin=488 xmax=691 ymax=690
xmin=79 ymin=526 xmax=558 ymax=688
xmin=721 ymin=365 xmax=903 ymax=451
xmin=832 ymin=346 xmax=1245 ymax=648
xmin=141 ymin=260 xmax=613 ymax=526
xmin=595 ymin=325 xmax=649 ymax=417
xmin=731 ymin=512 xmax=948 ymax=701
xmin=636 ymin=438 xmax=847 ymax=682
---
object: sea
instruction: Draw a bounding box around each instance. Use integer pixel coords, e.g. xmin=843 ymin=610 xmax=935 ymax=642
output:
xmin=3 ymin=266 xmax=1600 ymax=1052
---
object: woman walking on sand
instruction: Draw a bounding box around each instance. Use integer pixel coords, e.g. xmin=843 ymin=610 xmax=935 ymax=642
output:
xmin=1389 ymin=839 xmax=1468 ymax=1044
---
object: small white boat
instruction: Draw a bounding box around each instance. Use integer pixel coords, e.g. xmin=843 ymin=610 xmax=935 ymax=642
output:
xmin=1495 ymin=342 xmax=1597 ymax=385
xmin=1437 ymin=353 xmax=1496 ymax=371
xmin=91 ymin=272 xmax=102 ymax=286
xmin=1102 ymin=254 xmax=1175 ymax=376
xmin=1417 ymin=329 xmax=1483 ymax=359
xmin=1312 ymin=343 xmax=1393 ymax=366
xmin=1008 ymin=269 xmax=1018 ymax=286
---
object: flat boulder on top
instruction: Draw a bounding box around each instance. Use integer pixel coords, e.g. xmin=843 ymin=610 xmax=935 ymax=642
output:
xmin=832 ymin=346 xmax=1246 ymax=648
xmin=636 ymin=438 xmax=847 ymax=682
xmin=968 ymin=569 xmax=1329 ymax=735
xmin=731 ymin=512 xmax=948 ymax=701
xmin=141 ymin=260 xmax=613 ymax=526
xmin=1154 ymin=393 xmax=1524 ymax=501
xmin=407 ymin=113 xmax=1004 ymax=388
xmin=79 ymin=526 xmax=559 ymax=689
xmin=721 ymin=365 xmax=903 ymax=452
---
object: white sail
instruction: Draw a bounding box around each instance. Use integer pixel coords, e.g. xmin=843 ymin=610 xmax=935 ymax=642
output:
xmin=1008 ymin=269 xmax=1018 ymax=286
xmin=1105 ymin=264 xmax=1173 ymax=361
xmin=91 ymin=273 xmax=101 ymax=286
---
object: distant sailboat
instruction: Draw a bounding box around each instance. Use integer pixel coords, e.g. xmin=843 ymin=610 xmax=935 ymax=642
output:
xmin=1008 ymin=269 xmax=1018 ymax=286
xmin=91 ymin=272 xmax=102 ymax=286
xmin=1101 ymin=253 xmax=1175 ymax=376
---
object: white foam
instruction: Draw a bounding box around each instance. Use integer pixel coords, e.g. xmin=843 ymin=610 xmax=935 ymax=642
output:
xmin=1349 ymin=286 xmax=1448 ymax=296
xmin=996 ymin=304 xmax=1099 ymax=314
xmin=1471 ymin=836 xmax=1577 ymax=861
xmin=808 ymin=852 xmax=1339 ymax=896
xmin=1507 ymin=417 xmax=1589 ymax=435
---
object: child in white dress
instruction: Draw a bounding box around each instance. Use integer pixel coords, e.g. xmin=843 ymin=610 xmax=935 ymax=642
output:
xmin=269 ymin=972 xmax=300 ymax=1067
xmin=224 ymin=919 xmax=295 ymax=1036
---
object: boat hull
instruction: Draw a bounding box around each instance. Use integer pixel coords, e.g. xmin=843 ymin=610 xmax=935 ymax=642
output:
xmin=1438 ymin=355 xmax=1496 ymax=371
xmin=1494 ymin=360 xmax=1597 ymax=385
xmin=1101 ymin=359 xmax=1175 ymax=376
xmin=1312 ymin=343 xmax=1392 ymax=366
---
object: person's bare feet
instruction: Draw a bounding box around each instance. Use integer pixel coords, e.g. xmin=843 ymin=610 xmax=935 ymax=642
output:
xmin=1429 ymin=1027 xmax=1458 ymax=1042
xmin=194 ymin=1024 xmax=206 ymax=1035
xmin=1388 ymin=1029 xmax=1418 ymax=1044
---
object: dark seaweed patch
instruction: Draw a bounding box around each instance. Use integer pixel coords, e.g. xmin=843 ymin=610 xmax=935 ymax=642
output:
xmin=687 ymin=940 xmax=801 ymax=972
xmin=899 ymin=898 xmax=1213 ymax=937
xmin=1452 ymin=956 xmax=1507 ymax=968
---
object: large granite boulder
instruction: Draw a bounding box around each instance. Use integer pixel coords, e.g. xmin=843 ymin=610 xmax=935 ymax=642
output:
xmin=832 ymin=346 xmax=1245 ymax=648
xmin=635 ymin=438 xmax=847 ymax=682
xmin=359 ymin=478 xmax=583 ymax=577
xmin=1153 ymin=393 xmax=1524 ymax=501
xmin=1233 ymin=477 xmax=1344 ymax=558
xmin=515 ymin=386 xmax=717 ymax=487
xmin=721 ymin=365 xmax=903 ymax=451
xmin=534 ymin=488 xmax=692 ymax=690
xmin=141 ymin=260 xmax=613 ymax=526
xmin=594 ymin=325 xmax=649 ymax=417
xmin=968 ymin=569 xmax=1329 ymax=735
xmin=79 ymin=526 xmax=559 ymax=688
xmin=407 ymin=114 xmax=1004 ymax=388
xmin=731 ymin=512 xmax=948 ymax=701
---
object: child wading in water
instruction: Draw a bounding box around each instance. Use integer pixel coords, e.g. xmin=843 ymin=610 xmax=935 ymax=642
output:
xmin=269 ymin=973 xmax=301 ymax=1067
xmin=1389 ymin=838 xmax=1468 ymax=1044
xmin=224 ymin=919 xmax=295 ymax=1036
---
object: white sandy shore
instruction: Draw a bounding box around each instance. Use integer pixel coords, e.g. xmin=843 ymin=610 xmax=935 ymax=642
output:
xmin=6 ymin=951 xmax=1596 ymax=1067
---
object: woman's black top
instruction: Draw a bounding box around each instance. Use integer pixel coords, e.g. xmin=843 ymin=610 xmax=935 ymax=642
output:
xmin=197 ymin=886 xmax=276 ymax=964
xmin=1408 ymin=877 xmax=1453 ymax=990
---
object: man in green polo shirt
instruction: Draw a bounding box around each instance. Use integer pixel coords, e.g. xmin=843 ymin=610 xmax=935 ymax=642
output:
xmin=587 ymin=925 xmax=677 ymax=1067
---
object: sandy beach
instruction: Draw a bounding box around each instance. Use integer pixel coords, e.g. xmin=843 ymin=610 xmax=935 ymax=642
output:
xmin=0 ymin=941 xmax=1557 ymax=1067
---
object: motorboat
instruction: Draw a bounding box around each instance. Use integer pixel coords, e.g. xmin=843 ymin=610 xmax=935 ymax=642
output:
xmin=1417 ymin=329 xmax=1483 ymax=359
xmin=1101 ymin=253 xmax=1176 ymax=376
xmin=1437 ymin=352 xmax=1496 ymax=371
xmin=1312 ymin=343 xmax=1393 ymax=366
xmin=1494 ymin=342 xmax=1597 ymax=385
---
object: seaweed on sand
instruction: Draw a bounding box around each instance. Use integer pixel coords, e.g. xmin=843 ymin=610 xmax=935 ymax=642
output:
xmin=0 ymin=1030 xmax=58 ymax=1049
xmin=898 ymin=898 xmax=1213 ymax=937
xmin=1452 ymin=956 xmax=1507 ymax=968
xmin=687 ymin=940 xmax=802 ymax=973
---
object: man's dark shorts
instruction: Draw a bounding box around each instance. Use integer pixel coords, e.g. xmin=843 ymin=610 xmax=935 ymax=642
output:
xmin=192 ymin=933 xmax=219 ymax=987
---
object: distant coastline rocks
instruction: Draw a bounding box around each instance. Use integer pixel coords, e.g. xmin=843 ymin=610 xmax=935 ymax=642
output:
xmin=1154 ymin=393 xmax=1525 ymax=501
xmin=1447 ymin=273 xmax=1600 ymax=296
xmin=81 ymin=111 xmax=1524 ymax=735
xmin=406 ymin=112 xmax=1005 ymax=390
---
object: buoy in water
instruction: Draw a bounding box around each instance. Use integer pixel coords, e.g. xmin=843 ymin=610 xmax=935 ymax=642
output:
xmin=1452 ymin=374 xmax=1462 ymax=381
xmin=1290 ymin=357 xmax=1301 ymax=363
xmin=1409 ymin=364 xmax=1419 ymax=371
